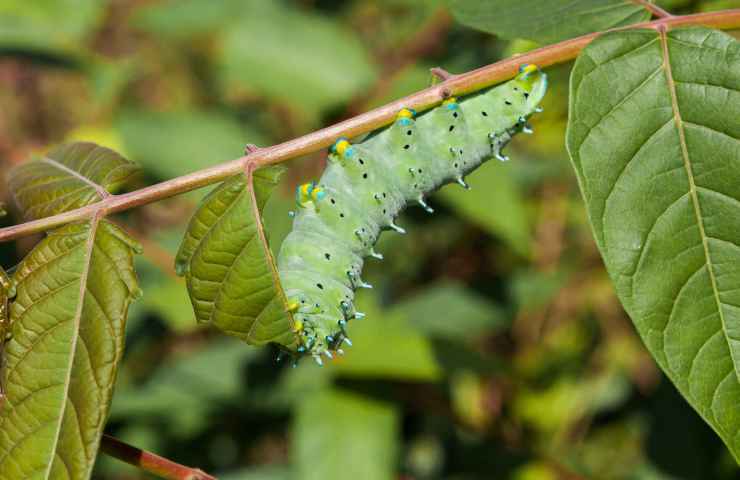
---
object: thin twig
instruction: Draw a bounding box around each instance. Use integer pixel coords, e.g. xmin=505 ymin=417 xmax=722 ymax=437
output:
xmin=632 ymin=0 xmax=674 ymax=18
xmin=1 ymin=10 xmax=739 ymax=243
xmin=100 ymin=434 xmax=217 ymax=480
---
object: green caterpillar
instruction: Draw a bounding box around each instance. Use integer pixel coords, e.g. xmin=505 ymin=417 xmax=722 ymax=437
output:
xmin=277 ymin=64 xmax=547 ymax=365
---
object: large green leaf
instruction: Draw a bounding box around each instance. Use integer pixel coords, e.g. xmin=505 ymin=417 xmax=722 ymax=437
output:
xmin=293 ymin=388 xmax=399 ymax=480
xmin=0 ymin=220 xmax=141 ymax=479
xmin=175 ymin=167 xmax=296 ymax=347
xmin=7 ymin=142 xmax=140 ymax=220
xmin=567 ymin=27 xmax=740 ymax=460
xmin=448 ymin=0 xmax=652 ymax=44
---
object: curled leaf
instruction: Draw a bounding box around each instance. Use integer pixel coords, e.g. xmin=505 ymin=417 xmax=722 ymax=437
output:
xmin=176 ymin=167 xmax=296 ymax=347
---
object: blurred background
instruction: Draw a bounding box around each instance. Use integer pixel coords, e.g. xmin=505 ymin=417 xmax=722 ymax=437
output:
xmin=1 ymin=0 xmax=739 ymax=479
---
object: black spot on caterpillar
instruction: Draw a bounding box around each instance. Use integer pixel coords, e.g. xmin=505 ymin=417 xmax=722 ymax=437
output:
xmin=278 ymin=64 xmax=547 ymax=365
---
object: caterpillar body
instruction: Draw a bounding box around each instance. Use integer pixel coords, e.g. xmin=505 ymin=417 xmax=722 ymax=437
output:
xmin=277 ymin=64 xmax=548 ymax=364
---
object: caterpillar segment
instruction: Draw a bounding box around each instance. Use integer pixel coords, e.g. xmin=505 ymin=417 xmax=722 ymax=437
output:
xmin=277 ymin=64 xmax=547 ymax=364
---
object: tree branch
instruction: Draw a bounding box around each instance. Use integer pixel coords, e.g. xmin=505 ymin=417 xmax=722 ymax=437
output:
xmin=632 ymin=0 xmax=674 ymax=18
xmin=100 ymin=434 xmax=217 ymax=480
xmin=1 ymin=10 xmax=740 ymax=243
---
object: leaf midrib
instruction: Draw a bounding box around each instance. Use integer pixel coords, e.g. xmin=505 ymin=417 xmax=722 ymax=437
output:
xmin=41 ymin=216 xmax=100 ymax=480
xmin=40 ymin=157 xmax=110 ymax=201
xmin=659 ymin=27 xmax=740 ymax=382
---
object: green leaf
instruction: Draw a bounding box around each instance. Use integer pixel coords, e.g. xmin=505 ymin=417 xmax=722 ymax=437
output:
xmin=440 ymin=158 xmax=531 ymax=256
xmin=175 ymin=167 xmax=296 ymax=347
xmin=0 ymin=220 xmax=141 ymax=479
xmin=7 ymin=142 xmax=140 ymax=220
xmin=294 ymin=388 xmax=399 ymax=480
xmin=217 ymin=1 xmax=376 ymax=116
xmin=448 ymin=0 xmax=651 ymax=44
xmin=0 ymin=0 xmax=108 ymax=57
xmin=567 ymin=27 xmax=740 ymax=460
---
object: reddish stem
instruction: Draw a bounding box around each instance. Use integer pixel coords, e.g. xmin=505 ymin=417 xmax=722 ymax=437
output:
xmin=0 ymin=10 xmax=739 ymax=243
xmin=100 ymin=435 xmax=217 ymax=480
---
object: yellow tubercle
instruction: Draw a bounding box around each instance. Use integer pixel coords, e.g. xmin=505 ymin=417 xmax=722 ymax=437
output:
xmin=335 ymin=139 xmax=351 ymax=157
xmin=287 ymin=301 xmax=300 ymax=313
xmin=397 ymin=108 xmax=414 ymax=120
xmin=310 ymin=186 xmax=325 ymax=203
xmin=521 ymin=64 xmax=538 ymax=75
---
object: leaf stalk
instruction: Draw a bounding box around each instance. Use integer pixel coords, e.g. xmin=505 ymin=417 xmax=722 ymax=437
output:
xmin=100 ymin=435 xmax=217 ymax=480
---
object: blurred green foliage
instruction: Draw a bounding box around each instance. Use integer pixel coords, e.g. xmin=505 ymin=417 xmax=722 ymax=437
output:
xmin=0 ymin=0 xmax=739 ymax=479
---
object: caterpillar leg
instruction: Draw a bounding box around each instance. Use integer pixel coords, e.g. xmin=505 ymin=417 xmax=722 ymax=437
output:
xmin=490 ymin=131 xmax=512 ymax=162
xmin=417 ymin=195 xmax=434 ymax=213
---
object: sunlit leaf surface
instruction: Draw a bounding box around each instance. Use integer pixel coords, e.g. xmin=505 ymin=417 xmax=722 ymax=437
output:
xmin=567 ymin=27 xmax=740 ymax=460
xmin=0 ymin=220 xmax=141 ymax=479
xmin=7 ymin=142 xmax=140 ymax=220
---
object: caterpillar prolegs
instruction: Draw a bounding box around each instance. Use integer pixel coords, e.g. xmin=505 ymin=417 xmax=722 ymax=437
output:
xmin=278 ymin=64 xmax=547 ymax=365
